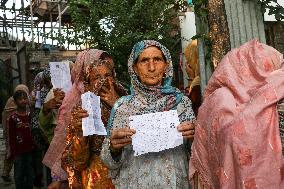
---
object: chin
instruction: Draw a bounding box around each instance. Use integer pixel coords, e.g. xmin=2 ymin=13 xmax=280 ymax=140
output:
xmin=142 ymin=80 xmax=161 ymax=86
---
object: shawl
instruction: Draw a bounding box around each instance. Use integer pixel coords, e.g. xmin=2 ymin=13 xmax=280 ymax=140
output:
xmin=189 ymin=40 xmax=284 ymax=189
xmin=43 ymin=49 xmax=125 ymax=179
xmin=107 ymin=40 xmax=188 ymax=134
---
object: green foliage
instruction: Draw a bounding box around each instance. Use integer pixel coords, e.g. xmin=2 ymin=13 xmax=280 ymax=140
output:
xmin=65 ymin=0 xmax=185 ymax=85
xmin=191 ymin=0 xmax=212 ymax=64
xmin=191 ymin=0 xmax=283 ymax=68
xmin=257 ymin=0 xmax=284 ymax=21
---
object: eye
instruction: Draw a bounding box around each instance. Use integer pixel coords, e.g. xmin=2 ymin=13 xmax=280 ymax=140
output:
xmin=139 ymin=58 xmax=150 ymax=64
xmin=93 ymin=75 xmax=101 ymax=80
xmin=153 ymin=57 xmax=163 ymax=62
xmin=105 ymin=73 xmax=112 ymax=78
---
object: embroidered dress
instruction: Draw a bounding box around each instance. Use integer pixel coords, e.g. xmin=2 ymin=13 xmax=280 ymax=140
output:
xmin=43 ymin=49 xmax=126 ymax=188
xmin=101 ymin=40 xmax=195 ymax=189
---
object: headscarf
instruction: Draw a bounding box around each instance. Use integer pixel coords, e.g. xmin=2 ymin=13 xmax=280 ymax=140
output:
xmin=185 ymin=39 xmax=200 ymax=93
xmin=41 ymin=66 xmax=52 ymax=102
xmin=34 ymin=72 xmax=44 ymax=91
xmin=4 ymin=84 xmax=29 ymax=112
xmin=43 ymin=49 xmax=124 ymax=179
xmin=107 ymin=40 xmax=195 ymax=135
xmin=189 ymin=40 xmax=284 ymax=188
xmin=42 ymin=66 xmax=51 ymax=81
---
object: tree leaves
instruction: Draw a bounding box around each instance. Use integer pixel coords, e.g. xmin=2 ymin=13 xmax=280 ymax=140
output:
xmin=66 ymin=0 xmax=184 ymax=85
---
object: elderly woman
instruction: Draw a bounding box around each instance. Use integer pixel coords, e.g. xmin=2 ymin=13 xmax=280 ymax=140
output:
xmin=44 ymin=49 xmax=127 ymax=189
xmin=189 ymin=40 xmax=284 ymax=189
xmin=100 ymin=40 xmax=196 ymax=188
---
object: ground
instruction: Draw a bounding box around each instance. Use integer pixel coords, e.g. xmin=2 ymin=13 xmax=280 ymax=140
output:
xmin=0 ymin=125 xmax=15 ymax=189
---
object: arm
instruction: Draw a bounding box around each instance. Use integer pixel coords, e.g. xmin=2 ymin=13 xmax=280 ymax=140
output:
xmin=70 ymin=135 xmax=90 ymax=171
xmin=8 ymin=116 xmax=16 ymax=159
xmin=62 ymin=106 xmax=90 ymax=172
xmin=38 ymin=108 xmax=56 ymax=143
xmin=100 ymin=137 xmax=126 ymax=170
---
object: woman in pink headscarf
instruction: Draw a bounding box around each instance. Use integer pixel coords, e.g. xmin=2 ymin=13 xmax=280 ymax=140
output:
xmin=44 ymin=49 xmax=127 ymax=189
xmin=189 ymin=40 xmax=284 ymax=189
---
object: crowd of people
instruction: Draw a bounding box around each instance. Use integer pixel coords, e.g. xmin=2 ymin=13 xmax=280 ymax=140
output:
xmin=1 ymin=39 xmax=283 ymax=189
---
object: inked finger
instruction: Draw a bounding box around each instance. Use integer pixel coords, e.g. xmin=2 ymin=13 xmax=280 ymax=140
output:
xmin=182 ymin=130 xmax=195 ymax=137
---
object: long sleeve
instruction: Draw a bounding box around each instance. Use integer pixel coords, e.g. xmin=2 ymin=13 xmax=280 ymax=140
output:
xmin=38 ymin=108 xmax=56 ymax=143
xmin=8 ymin=116 xmax=16 ymax=159
xmin=100 ymin=138 xmax=125 ymax=170
xmin=70 ymin=135 xmax=90 ymax=171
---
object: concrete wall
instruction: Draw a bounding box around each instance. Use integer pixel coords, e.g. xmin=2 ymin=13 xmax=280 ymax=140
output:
xmin=224 ymin=0 xmax=266 ymax=48
xmin=29 ymin=50 xmax=79 ymax=69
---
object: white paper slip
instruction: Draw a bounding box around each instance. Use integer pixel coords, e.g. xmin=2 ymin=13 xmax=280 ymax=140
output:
xmin=129 ymin=110 xmax=183 ymax=156
xmin=35 ymin=90 xmax=41 ymax=108
xmin=49 ymin=62 xmax=72 ymax=93
xmin=81 ymin=91 xmax=107 ymax=136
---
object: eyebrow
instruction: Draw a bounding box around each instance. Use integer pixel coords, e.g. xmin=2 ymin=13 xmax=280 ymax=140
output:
xmin=139 ymin=56 xmax=164 ymax=62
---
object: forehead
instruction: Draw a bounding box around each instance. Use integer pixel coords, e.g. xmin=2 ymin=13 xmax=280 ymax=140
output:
xmin=90 ymin=64 xmax=112 ymax=74
xmin=138 ymin=46 xmax=164 ymax=59
xmin=16 ymin=94 xmax=28 ymax=100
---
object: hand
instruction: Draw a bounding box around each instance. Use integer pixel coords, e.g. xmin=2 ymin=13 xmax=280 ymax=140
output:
xmin=110 ymin=128 xmax=136 ymax=150
xmin=70 ymin=105 xmax=89 ymax=132
xmin=99 ymin=78 xmax=119 ymax=107
xmin=42 ymin=89 xmax=65 ymax=115
xmin=47 ymin=181 xmax=61 ymax=189
xmin=30 ymin=95 xmax=36 ymax=106
xmin=53 ymin=88 xmax=65 ymax=106
xmin=177 ymin=121 xmax=195 ymax=140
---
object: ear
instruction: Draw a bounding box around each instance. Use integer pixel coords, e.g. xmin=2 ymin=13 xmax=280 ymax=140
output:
xmin=164 ymin=62 xmax=169 ymax=72
xmin=133 ymin=63 xmax=138 ymax=74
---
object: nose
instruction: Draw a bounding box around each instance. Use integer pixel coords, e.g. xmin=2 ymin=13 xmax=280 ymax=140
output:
xmin=148 ymin=60 xmax=155 ymax=72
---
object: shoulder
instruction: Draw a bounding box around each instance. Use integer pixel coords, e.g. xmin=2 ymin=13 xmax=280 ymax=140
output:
xmin=44 ymin=89 xmax=54 ymax=103
xmin=177 ymin=95 xmax=196 ymax=121
xmin=112 ymin=95 xmax=133 ymax=112
xmin=8 ymin=112 xmax=19 ymax=122
xmin=178 ymin=95 xmax=193 ymax=108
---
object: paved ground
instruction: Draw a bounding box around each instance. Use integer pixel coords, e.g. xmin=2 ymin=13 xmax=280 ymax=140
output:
xmin=0 ymin=125 xmax=15 ymax=189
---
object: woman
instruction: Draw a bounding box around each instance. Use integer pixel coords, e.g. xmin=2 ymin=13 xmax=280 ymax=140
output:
xmin=1 ymin=84 xmax=30 ymax=182
xmin=189 ymin=40 xmax=284 ymax=189
xmin=43 ymin=49 xmax=127 ymax=189
xmin=184 ymin=40 xmax=201 ymax=116
xmin=30 ymin=69 xmax=52 ymax=187
xmin=100 ymin=40 xmax=196 ymax=188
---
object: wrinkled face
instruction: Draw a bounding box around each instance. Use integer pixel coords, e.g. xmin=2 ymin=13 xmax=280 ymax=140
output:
xmin=89 ymin=64 xmax=113 ymax=90
xmin=133 ymin=46 xmax=168 ymax=86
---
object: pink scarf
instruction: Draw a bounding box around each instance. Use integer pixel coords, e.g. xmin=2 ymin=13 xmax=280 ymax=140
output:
xmin=189 ymin=40 xmax=284 ymax=189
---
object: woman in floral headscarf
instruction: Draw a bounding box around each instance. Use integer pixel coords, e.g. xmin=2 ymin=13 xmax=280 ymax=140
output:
xmin=100 ymin=40 xmax=196 ymax=188
xmin=30 ymin=69 xmax=52 ymax=187
xmin=43 ymin=49 xmax=127 ymax=189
